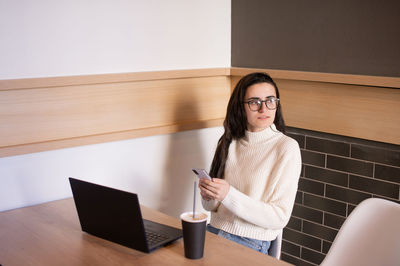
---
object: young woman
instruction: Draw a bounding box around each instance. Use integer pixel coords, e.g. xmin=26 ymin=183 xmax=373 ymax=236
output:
xmin=199 ymin=72 xmax=301 ymax=255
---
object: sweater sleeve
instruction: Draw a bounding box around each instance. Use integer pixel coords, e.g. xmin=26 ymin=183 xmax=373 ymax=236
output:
xmin=201 ymin=198 xmax=221 ymax=212
xmin=221 ymin=140 xmax=301 ymax=230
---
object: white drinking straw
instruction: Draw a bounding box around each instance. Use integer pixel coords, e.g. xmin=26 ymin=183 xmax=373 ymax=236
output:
xmin=193 ymin=180 xmax=197 ymax=219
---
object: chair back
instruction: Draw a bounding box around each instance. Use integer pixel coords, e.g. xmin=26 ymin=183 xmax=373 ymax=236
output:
xmin=321 ymin=198 xmax=400 ymax=266
xmin=269 ymin=229 xmax=282 ymax=259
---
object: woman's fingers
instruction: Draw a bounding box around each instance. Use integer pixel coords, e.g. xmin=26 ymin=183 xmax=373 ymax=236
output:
xmin=199 ymin=178 xmax=230 ymax=202
xmin=199 ymin=187 xmax=214 ymax=200
xmin=200 ymin=190 xmax=213 ymax=201
xmin=208 ymin=179 xmax=230 ymax=201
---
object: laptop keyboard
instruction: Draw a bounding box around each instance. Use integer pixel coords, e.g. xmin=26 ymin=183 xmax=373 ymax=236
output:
xmin=145 ymin=230 xmax=169 ymax=246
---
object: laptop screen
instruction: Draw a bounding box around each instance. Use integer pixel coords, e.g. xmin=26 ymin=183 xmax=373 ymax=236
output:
xmin=69 ymin=177 xmax=148 ymax=251
xmin=69 ymin=177 xmax=182 ymax=253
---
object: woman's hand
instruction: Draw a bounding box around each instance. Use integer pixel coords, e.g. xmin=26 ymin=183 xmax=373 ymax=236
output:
xmin=199 ymin=178 xmax=230 ymax=202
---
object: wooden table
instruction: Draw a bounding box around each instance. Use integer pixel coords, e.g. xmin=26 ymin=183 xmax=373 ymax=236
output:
xmin=0 ymin=198 xmax=291 ymax=266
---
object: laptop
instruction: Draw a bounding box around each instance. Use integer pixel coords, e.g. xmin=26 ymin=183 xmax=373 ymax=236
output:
xmin=69 ymin=177 xmax=182 ymax=253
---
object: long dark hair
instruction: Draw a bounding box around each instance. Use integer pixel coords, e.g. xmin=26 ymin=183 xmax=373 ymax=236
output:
xmin=209 ymin=72 xmax=286 ymax=179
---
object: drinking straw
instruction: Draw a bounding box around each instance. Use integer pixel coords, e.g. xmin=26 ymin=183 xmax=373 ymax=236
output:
xmin=193 ymin=180 xmax=197 ymax=219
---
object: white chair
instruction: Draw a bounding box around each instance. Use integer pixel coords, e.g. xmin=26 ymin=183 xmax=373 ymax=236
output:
xmin=321 ymin=198 xmax=400 ymax=266
xmin=269 ymin=229 xmax=282 ymax=259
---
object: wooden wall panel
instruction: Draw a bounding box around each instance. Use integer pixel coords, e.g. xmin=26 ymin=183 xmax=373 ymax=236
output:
xmin=230 ymin=68 xmax=400 ymax=145
xmin=1 ymin=67 xmax=399 ymax=157
xmin=0 ymin=70 xmax=230 ymax=157
xmin=230 ymin=67 xmax=400 ymax=88
xmin=277 ymin=79 xmax=400 ymax=145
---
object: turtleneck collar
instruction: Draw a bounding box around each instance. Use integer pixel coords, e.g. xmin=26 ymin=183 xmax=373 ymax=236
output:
xmin=241 ymin=124 xmax=281 ymax=146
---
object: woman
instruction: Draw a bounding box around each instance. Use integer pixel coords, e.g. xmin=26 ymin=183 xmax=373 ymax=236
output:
xmin=199 ymin=72 xmax=301 ymax=255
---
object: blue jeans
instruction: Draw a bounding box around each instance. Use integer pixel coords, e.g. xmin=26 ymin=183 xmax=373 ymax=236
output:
xmin=207 ymin=224 xmax=271 ymax=255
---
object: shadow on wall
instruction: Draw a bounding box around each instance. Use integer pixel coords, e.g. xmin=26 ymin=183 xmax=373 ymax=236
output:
xmin=158 ymin=92 xmax=208 ymax=218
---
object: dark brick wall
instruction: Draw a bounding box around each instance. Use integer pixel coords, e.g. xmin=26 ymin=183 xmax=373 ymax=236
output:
xmin=282 ymin=127 xmax=400 ymax=266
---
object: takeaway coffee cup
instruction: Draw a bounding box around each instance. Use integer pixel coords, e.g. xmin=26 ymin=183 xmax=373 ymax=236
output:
xmin=180 ymin=211 xmax=208 ymax=259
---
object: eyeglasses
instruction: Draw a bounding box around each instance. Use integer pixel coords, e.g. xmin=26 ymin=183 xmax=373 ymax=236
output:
xmin=243 ymin=97 xmax=280 ymax=111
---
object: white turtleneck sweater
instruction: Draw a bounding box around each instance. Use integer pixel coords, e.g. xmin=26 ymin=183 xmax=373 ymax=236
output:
xmin=202 ymin=124 xmax=301 ymax=241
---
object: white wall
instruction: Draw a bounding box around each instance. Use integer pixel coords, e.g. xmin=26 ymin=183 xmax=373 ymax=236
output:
xmin=0 ymin=127 xmax=224 ymax=217
xmin=0 ymin=0 xmax=230 ymax=217
xmin=0 ymin=0 xmax=230 ymax=79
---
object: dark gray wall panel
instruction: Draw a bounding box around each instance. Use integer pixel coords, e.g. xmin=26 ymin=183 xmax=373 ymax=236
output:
xmin=232 ymin=0 xmax=400 ymax=77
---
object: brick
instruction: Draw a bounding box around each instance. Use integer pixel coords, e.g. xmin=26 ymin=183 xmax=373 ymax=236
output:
xmin=304 ymin=193 xmax=347 ymax=216
xmin=347 ymin=204 xmax=356 ymax=216
xmin=375 ymin=164 xmax=400 ymax=184
xmin=283 ymin=227 xmax=322 ymax=251
xmin=298 ymin=178 xmax=324 ymax=196
xmin=295 ymin=191 xmax=303 ymax=204
xmin=281 ymin=253 xmax=316 ymax=266
xmin=325 ymin=184 xmax=371 ymax=205
xmin=288 ymin=132 xmax=305 ymax=149
xmin=351 ymin=144 xmax=400 ymax=167
xmin=292 ymin=204 xmax=323 ymax=224
xmin=305 ymin=166 xmax=348 ymax=186
xmin=303 ymin=221 xmax=338 ymax=242
xmin=324 ymin=213 xmax=346 ymax=230
xmin=282 ymin=240 xmax=301 ymax=257
xmin=322 ymin=241 xmax=332 ymax=254
xmin=327 ymin=155 xmax=373 ymax=177
xmin=287 ymin=216 xmax=302 ymax=231
xmin=349 ymin=175 xmax=399 ymax=199
xmin=306 ymin=136 xmax=350 ymax=157
xmin=302 ymin=150 xmax=326 ymax=167
xmin=302 ymin=247 xmax=326 ymax=265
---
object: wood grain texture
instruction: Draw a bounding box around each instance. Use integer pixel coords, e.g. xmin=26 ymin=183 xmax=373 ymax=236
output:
xmin=0 ymin=198 xmax=290 ymax=266
xmin=276 ymin=79 xmax=400 ymax=145
xmin=0 ymin=73 xmax=230 ymax=157
xmin=1 ymin=67 xmax=399 ymax=157
xmin=230 ymin=69 xmax=400 ymax=145
xmin=0 ymin=68 xmax=231 ymax=91
xmin=231 ymin=68 xmax=400 ymax=88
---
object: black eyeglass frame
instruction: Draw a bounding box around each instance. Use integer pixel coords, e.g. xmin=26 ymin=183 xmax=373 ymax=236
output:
xmin=243 ymin=97 xmax=280 ymax=111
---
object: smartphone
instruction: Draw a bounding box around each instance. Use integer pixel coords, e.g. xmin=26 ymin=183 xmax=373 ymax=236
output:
xmin=192 ymin=168 xmax=212 ymax=181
